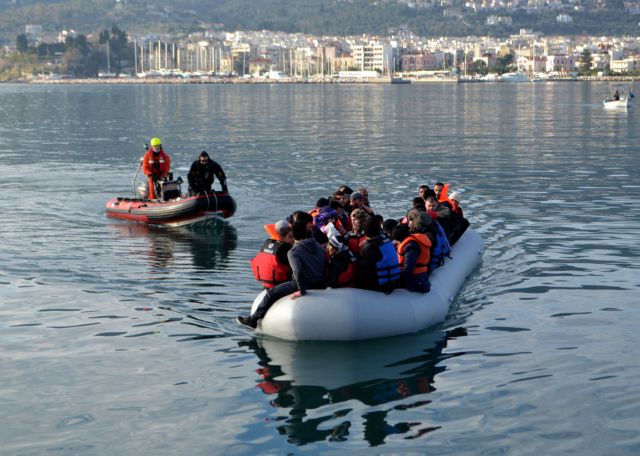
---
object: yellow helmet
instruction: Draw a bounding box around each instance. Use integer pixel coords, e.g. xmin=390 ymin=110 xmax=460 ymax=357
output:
xmin=150 ymin=137 xmax=162 ymax=147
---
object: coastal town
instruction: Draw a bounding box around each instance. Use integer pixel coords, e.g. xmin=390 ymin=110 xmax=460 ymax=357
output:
xmin=6 ymin=24 xmax=640 ymax=83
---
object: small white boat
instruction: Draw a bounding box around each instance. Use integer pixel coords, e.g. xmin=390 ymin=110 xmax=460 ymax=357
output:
xmin=603 ymin=97 xmax=629 ymax=109
xmin=603 ymin=86 xmax=631 ymax=109
xmin=498 ymin=71 xmax=530 ymax=82
xmin=249 ymin=228 xmax=483 ymax=341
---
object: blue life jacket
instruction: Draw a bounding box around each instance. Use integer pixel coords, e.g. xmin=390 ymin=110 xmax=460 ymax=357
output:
xmin=376 ymin=238 xmax=401 ymax=284
xmin=429 ymin=221 xmax=451 ymax=271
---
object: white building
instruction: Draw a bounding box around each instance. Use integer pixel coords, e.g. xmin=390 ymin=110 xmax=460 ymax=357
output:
xmin=350 ymin=43 xmax=394 ymax=74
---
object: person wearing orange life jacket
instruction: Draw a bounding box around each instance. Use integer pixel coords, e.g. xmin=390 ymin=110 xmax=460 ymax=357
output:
xmin=326 ymin=236 xmax=357 ymax=288
xmin=433 ymin=182 xmax=453 ymax=209
xmin=250 ymin=220 xmax=294 ymax=289
xmin=142 ymin=137 xmax=171 ymax=200
xmin=393 ymin=209 xmax=433 ymax=293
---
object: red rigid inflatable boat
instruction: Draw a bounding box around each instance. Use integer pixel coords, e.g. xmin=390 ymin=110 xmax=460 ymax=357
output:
xmin=106 ymin=179 xmax=236 ymax=227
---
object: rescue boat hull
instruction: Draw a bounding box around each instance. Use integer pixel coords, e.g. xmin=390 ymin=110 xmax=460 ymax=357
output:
xmin=105 ymin=193 xmax=236 ymax=227
xmin=249 ymin=228 xmax=483 ymax=341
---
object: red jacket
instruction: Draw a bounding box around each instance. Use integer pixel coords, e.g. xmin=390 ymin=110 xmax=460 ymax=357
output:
xmin=142 ymin=149 xmax=171 ymax=179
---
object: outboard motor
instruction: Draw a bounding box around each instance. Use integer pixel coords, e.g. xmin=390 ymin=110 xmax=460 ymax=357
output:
xmin=159 ymin=175 xmax=183 ymax=201
xmin=136 ymin=182 xmax=149 ymax=199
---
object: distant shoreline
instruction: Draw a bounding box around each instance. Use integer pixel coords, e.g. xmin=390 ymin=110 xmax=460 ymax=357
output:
xmin=3 ymin=75 xmax=639 ymax=84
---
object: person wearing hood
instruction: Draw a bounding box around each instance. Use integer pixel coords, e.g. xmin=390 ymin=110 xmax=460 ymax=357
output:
xmin=187 ymin=151 xmax=228 ymax=195
xmin=142 ymin=137 xmax=171 ymax=200
xmin=237 ymin=219 xmax=327 ymax=329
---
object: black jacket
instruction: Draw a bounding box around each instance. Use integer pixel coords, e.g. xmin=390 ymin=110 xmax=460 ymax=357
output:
xmin=187 ymin=159 xmax=227 ymax=194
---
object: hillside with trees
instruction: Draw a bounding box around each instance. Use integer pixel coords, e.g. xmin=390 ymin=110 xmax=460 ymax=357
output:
xmin=0 ymin=0 xmax=637 ymax=45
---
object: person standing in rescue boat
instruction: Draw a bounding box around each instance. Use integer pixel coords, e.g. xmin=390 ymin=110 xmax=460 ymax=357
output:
xmin=142 ymin=137 xmax=171 ymax=200
xmin=187 ymin=151 xmax=228 ymax=195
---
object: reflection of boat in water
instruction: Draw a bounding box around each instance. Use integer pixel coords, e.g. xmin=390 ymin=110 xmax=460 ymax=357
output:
xmin=107 ymin=218 xmax=237 ymax=270
xmin=241 ymin=326 xmax=466 ymax=445
xmin=250 ymin=228 xmax=483 ymax=341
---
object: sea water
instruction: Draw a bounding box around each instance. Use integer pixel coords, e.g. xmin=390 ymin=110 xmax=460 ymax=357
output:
xmin=1 ymin=82 xmax=639 ymax=455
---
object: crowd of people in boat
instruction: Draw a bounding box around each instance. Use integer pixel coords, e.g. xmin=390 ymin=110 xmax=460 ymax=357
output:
xmin=141 ymin=137 xmax=228 ymax=199
xmin=237 ymin=183 xmax=470 ymax=329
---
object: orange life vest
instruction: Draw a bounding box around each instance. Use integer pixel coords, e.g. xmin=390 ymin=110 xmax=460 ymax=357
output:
xmin=438 ymin=183 xmax=453 ymax=207
xmin=250 ymin=240 xmax=292 ymax=288
xmin=397 ymin=233 xmax=432 ymax=275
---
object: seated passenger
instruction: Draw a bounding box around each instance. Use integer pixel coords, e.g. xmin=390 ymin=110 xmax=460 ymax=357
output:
xmin=238 ymin=220 xmax=327 ymax=329
xmin=349 ymin=191 xmax=374 ymax=217
xmin=326 ymin=236 xmax=357 ymax=288
xmin=330 ymin=197 xmax=352 ymax=233
xmin=355 ymin=218 xmax=400 ymax=293
xmin=382 ymin=218 xmax=398 ymax=239
xmin=314 ymin=206 xmax=346 ymax=242
xmin=309 ymin=197 xmax=330 ymax=218
xmin=447 ymin=192 xmax=470 ymax=245
xmin=433 ymin=182 xmax=452 ymax=209
xmin=250 ymin=220 xmax=294 ymax=288
xmin=393 ymin=211 xmax=432 ymax=293
xmin=418 ymin=184 xmax=436 ymax=201
xmin=346 ymin=208 xmax=369 ymax=255
xmin=291 ymin=210 xmax=328 ymax=245
xmin=425 ymin=196 xmax=452 ymax=239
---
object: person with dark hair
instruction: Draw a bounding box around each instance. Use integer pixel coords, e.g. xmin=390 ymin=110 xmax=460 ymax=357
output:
xmin=238 ymin=219 xmax=327 ymax=329
xmin=418 ymin=185 xmax=436 ymax=201
xmin=350 ymin=191 xmax=374 ymax=217
xmin=412 ymin=196 xmax=427 ymax=211
xmin=355 ymin=218 xmax=400 ymax=293
xmin=310 ymin=197 xmax=330 ymax=218
xmin=187 ymin=151 xmax=228 ymax=195
xmin=433 ymin=182 xmax=453 ymax=209
xmin=425 ymin=196 xmax=452 ymax=238
xmin=330 ymin=194 xmax=352 ymax=233
xmin=338 ymin=186 xmax=354 ymax=214
xmin=382 ymin=218 xmax=398 ymax=239
xmin=338 ymin=185 xmax=353 ymax=197
xmin=394 ymin=210 xmax=432 ymax=293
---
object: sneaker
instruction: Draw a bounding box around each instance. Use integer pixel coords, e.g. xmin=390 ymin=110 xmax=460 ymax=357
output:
xmin=236 ymin=315 xmax=257 ymax=329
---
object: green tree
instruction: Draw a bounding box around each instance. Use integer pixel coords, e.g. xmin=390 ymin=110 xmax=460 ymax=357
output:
xmin=16 ymin=34 xmax=29 ymax=53
xmin=579 ymin=49 xmax=592 ymax=75
xmin=469 ymin=59 xmax=488 ymax=76
xmin=494 ymin=54 xmax=514 ymax=74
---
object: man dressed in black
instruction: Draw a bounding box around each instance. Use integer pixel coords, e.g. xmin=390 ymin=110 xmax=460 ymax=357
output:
xmin=187 ymin=151 xmax=228 ymax=195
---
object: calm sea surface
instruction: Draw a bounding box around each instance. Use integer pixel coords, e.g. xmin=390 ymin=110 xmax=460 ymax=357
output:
xmin=1 ymin=82 xmax=639 ymax=455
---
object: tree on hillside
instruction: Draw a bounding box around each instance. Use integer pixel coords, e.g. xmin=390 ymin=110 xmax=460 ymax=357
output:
xmin=16 ymin=34 xmax=29 ymax=53
xmin=98 ymin=25 xmax=130 ymax=72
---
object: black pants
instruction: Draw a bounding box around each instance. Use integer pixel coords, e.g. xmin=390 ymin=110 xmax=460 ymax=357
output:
xmin=250 ymin=281 xmax=299 ymax=323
